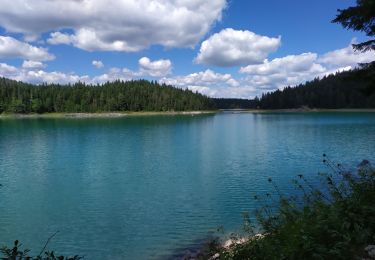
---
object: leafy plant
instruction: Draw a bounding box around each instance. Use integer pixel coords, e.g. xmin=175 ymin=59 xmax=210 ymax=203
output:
xmin=0 ymin=239 xmax=82 ymax=260
xmin=207 ymin=156 xmax=375 ymax=259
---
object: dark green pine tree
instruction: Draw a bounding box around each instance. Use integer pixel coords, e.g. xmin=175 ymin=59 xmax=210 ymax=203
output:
xmin=0 ymin=78 xmax=216 ymax=114
xmin=332 ymin=0 xmax=375 ymax=52
xmin=257 ymin=64 xmax=375 ymax=109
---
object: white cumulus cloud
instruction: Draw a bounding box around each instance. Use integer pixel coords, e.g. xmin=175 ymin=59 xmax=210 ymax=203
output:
xmin=0 ymin=62 xmax=89 ymax=84
xmin=47 ymin=32 xmax=74 ymax=45
xmin=240 ymin=53 xmax=319 ymax=75
xmin=0 ymin=36 xmax=54 ymax=61
xmin=159 ymin=69 xmax=254 ymax=98
xmin=91 ymin=67 xmax=142 ymax=84
xmin=16 ymin=70 xmax=90 ymax=85
xmin=0 ymin=0 xmax=227 ymax=52
xmin=318 ymin=40 xmax=375 ymax=67
xmin=238 ymin=40 xmax=374 ymax=92
xmin=92 ymin=60 xmax=104 ymax=69
xmin=240 ymin=53 xmax=328 ymax=90
xmin=92 ymin=57 xmax=173 ymax=81
xmin=0 ymin=63 xmax=19 ymax=77
xmin=139 ymin=57 xmax=172 ymax=77
xmin=22 ymin=60 xmax=47 ymax=69
xmin=186 ymin=85 xmax=256 ymax=98
xmin=160 ymin=69 xmax=239 ymax=88
xmin=195 ymin=28 xmax=281 ymax=67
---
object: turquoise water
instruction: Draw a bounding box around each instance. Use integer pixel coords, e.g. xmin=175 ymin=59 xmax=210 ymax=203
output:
xmin=1 ymin=112 xmax=375 ymax=259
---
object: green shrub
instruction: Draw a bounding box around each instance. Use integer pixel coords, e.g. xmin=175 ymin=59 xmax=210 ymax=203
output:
xmin=0 ymin=240 xmax=82 ymax=260
xmin=213 ymin=157 xmax=375 ymax=259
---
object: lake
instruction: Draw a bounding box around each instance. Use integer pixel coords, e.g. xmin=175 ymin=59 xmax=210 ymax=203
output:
xmin=1 ymin=112 xmax=375 ymax=259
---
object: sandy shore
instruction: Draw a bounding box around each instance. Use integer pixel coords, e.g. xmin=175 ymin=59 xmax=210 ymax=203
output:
xmin=0 ymin=111 xmax=217 ymax=119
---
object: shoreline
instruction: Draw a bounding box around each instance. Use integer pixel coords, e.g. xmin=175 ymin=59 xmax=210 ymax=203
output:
xmin=0 ymin=111 xmax=217 ymax=119
xmin=220 ymin=108 xmax=375 ymax=113
xmin=1 ymin=108 xmax=375 ymax=119
xmin=175 ymin=233 xmax=263 ymax=259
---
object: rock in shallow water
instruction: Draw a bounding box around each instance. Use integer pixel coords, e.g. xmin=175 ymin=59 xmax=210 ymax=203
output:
xmin=365 ymin=245 xmax=375 ymax=258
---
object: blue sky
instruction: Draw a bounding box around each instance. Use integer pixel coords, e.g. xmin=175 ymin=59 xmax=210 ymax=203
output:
xmin=0 ymin=0 xmax=374 ymax=98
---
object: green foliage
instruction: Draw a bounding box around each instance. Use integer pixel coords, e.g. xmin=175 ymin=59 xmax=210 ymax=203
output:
xmin=259 ymin=63 xmax=375 ymax=109
xmin=210 ymin=64 xmax=375 ymax=110
xmin=9 ymin=99 xmax=27 ymax=113
xmin=0 ymin=240 xmax=82 ymax=260
xmin=211 ymin=158 xmax=375 ymax=259
xmin=1 ymin=64 xmax=374 ymax=112
xmin=0 ymin=102 xmax=4 ymax=113
xmin=0 ymin=78 xmax=215 ymax=114
xmin=332 ymin=0 xmax=375 ymax=52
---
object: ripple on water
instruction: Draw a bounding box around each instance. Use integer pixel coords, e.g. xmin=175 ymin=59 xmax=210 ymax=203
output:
xmin=0 ymin=113 xmax=375 ymax=259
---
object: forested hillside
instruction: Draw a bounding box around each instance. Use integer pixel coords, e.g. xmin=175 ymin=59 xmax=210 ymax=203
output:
xmin=0 ymin=78 xmax=215 ymax=113
xmin=258 ymin=63 xmax=375 ymax=109
xmin=1 ymin=63 xmax=375 ymax=114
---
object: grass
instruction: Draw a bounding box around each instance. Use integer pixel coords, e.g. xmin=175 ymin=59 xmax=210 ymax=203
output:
xmin=205 ymin=156 xmax=375 ymax=259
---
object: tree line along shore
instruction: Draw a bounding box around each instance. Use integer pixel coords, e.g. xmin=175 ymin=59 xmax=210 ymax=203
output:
xmin=0 ymin=62 xmax=375 ymax=115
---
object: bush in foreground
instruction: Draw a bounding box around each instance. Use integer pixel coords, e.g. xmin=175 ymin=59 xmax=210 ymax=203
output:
xmin=208 ymin=157 xmax=375 ymax=259
xmin=0 ymin=239 xmax=82 ymax=260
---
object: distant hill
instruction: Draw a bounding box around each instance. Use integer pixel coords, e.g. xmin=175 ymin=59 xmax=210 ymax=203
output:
xmin=0 ymin=78 xmax=215 ymax=113
xmin=258 ymin=62 xmax=375 ymax=109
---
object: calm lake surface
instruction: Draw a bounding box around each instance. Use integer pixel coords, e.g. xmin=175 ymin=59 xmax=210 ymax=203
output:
xmin=1 ymin=112 xmax=375 ymax=259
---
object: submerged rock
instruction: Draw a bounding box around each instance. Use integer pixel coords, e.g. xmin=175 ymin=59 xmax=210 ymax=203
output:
xmin=365 ymin=245 xmax=375 ymax=259
xmin=209 ymin=253 xmax=220 ymax=259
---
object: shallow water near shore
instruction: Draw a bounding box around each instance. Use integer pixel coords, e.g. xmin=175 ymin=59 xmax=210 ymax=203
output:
xmin=1 ymin=112 xmax=375 ymax=259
